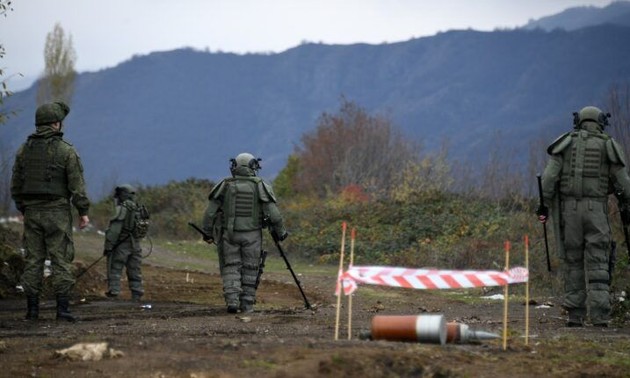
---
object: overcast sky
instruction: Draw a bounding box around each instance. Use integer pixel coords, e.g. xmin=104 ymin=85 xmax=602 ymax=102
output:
xmin=0 ymin=0 xmax=616 ymax=90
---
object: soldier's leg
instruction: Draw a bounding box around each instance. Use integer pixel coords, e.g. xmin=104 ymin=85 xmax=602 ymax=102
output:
xmin=584 ymin=203 xmax=612 ymax=326
xmin=562 ymin=203 xmax=586 ymax=326
xmin=41 ymin=208 xmax=77 ymax=322
xmin=46 ymin=208 xmax=76 ymax=297
xmin=222 ymin=236 xmax=243 ymax=312
xmin=217 ymin=236 xmax=225 ymax=276
xmin=21 ymin=209 xmax=46 ymax=320
xmin=126 ymin=244 xmax=144 ymax=301
xmin=239 ymin=230 xmax=262 ymax=313
xmin=107 ymin=247 xmax=129 ymax=297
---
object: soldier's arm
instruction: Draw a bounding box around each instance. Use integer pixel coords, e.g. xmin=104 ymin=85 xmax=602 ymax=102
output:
xmin=202 ymin=181 xmax=226 ymax=235
xmin=66 ymin=149 xmax=90 ymax=216
xmin=541 ymin=155 xmax=563 ymax=206
xmin=10 ymin=147 xmax=25 ymax=213
xmin=202 ymin=199 xmax=221 ymax=235
xmin=610 ymin=166 xmax=630 ymax=202
xmin=262 ymin=201 xmax=287 ymax=238
xmin=258 ymin=181 xmax=287 ymax=238
xmin=607 ymin=138 xmax=630 ymax=202
xmin=104 ymin=205 xmax=127 ymax=251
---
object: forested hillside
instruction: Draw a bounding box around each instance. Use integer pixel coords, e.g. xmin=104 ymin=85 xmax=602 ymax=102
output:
xmin=2 ymin=24 xmax=630 ymax=199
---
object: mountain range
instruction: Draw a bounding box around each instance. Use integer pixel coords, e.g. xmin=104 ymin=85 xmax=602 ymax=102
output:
xmin=2 ymin=1 xmax=630 ymax=198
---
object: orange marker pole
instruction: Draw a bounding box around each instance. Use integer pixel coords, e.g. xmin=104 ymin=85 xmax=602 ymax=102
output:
xmin=347 ymin=227 xmax=356 ymax=340
xmin=334 ymin=221 xmax=347 ymax=341
xmin=502 ymin=240 xmax=510 ymax=351
xmin=524 ymin=235 xmax=530 ymax=346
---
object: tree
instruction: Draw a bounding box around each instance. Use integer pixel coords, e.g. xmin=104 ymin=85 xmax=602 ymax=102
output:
xmin=273 ymin=154 xmax=300 ymax=198
xmin=606 ymin=83 xmax=630 ymax=159
xmin=292 ymin=98 xmax=421 ymax=198
xmin=36 ymin=22 xmax=76 ymax=106
xmin=0 ymin=1 xmax=15 ymax=213
xmin=0 ymin=139 xmax=12 ymax=213
xmin=391 ymin=141 xmax=453 ymax=202
xmin=0 ymin=0 xmax=14 ymax=125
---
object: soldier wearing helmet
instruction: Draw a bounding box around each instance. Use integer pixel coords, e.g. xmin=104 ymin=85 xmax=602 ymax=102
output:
xmin=537 ymin=106 xmax=630 ymax=327
xmin=10 ymin=101 xmax=90 ymax=322
xmin=201 ymin=153 xmax=287 ymax=313
xmin=103 ymin=184 xmax=146 ymax=301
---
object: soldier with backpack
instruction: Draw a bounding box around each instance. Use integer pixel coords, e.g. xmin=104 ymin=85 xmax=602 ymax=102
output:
xmin=10 ymin=101 xmax=91 ymax=322
xmin=104 ymin=184 xmax=150 ymax=301
xmin=202 ymin=153 xmax=287 ymax=313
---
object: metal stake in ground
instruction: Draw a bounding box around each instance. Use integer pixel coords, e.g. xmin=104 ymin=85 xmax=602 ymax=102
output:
xmin=502 ymin=240 xmax=510 ymax=351
xmin=347 ymin=227 xmax=356 ymax=340
xmin=334 ymin=221 xmax=347 ymax=341
xmin=524 ymin=234 xmax=530 ymax=346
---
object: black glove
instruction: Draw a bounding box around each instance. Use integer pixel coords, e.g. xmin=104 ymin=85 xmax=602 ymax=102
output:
xmin=203 ymin=235 xmax=214 ymax=244
xmin=271 ymin=229 xmax=288 ymax=242
xmin=103 ymin=249 xmax=112 ymax=256
xmin=536 ymin=205 xmax=549 ymax=222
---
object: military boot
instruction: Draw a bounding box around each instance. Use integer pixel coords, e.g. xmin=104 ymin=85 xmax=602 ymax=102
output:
xmin=225 ymin=293 xmax=239 ymax=313
xmin=590 ymin=313 xmax=610 ymax=328
xmin=25 ymin=296 xmax=39 ymax=321
xmin=105 ymin=291 xmax=119 ymax=299
xmin=240 ymin=300 xmax=254 ymax=314
xmin=56 ymin=295 xmax=78 ymax=322
xmin=567 ymin=311 xmax=585 ymax=327
xmin=131 ymin=291 xmax=143 ymax=303
xmin=227 ymin=302 xmax=239 ymax=314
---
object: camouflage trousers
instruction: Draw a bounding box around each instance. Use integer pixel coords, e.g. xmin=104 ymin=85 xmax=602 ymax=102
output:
xmin=221 ymin=230 xmax=262 ymax=306
xmin=21 ymin=206 xmax=75 ymax=297
xmin=561 ymin=199 xmax=611 ymax=323
xmin=106 ymin=238 xmax=144 ymax=297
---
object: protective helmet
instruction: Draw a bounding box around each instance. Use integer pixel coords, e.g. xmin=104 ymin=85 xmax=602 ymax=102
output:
xmin=230 ymin=152 xmax=261 ymax=171
xmin=114 ymin=184 xmax=136 ymax=199
xmin=35 ymin=101 xmax=70 ymax=126
xmin=573 ymin=106 xmax=610 ymax=128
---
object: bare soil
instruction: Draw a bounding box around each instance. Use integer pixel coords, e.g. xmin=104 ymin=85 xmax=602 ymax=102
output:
xmin=1 ymin=233 xmax=630 ymax=378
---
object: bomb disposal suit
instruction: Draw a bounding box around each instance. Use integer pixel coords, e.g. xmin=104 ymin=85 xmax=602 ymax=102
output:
xmin=539 ymin=106 xmax=630 ymax=327
xmin=202 ymin=153 xmax=287 ymax=313
xmin=104 ymin=184 xmax=145 ymax=301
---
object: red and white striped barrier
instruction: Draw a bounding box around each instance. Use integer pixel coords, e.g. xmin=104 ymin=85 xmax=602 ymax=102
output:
xmin=336 ymin=266 xmax=528 ymax=296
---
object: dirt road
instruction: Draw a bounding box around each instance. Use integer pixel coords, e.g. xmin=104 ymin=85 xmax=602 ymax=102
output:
xmin=1 ymin=235 xmax=629 ymax=377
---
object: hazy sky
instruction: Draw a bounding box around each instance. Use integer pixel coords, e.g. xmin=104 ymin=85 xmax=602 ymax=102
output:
xmin=0 ymin=0 xmax=616 ymax=90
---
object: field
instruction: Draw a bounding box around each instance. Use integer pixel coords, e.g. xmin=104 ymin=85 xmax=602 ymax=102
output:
xmin=1 ymin=232 xmax=630 ymax=377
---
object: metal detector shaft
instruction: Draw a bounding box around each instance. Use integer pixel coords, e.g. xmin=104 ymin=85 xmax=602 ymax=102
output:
xmin=76 ymin=254 xmax=106 ymax=280
xmin=537 ymin=174 xmax=552 ymax=272
xmin=76 ymin=235 xmax=130 ymax=279
xmin=270 ymin=231 xmax=312 ymax=309
xmin=188 ymin=222 xmax=215 ymax=244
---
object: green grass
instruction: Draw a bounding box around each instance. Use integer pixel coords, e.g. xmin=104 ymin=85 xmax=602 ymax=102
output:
xmin=158 ymin=239 xmax=218 ymax=258
xmin=76 ymin=234 xmax=341 ymax=277
xmin=242 ymin=358 xmax=277 ymax=370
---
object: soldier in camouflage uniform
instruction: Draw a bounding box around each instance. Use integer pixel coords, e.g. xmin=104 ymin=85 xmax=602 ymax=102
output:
xmin=10 ymin=101 xmax=90 ymax=322
xmin=104 ymin=184 xmax=145 ymax=301
xmin=202 ymin=153 xmax=287 ymax=313
xmin=537 ymin=106 xmax=630 ymax=327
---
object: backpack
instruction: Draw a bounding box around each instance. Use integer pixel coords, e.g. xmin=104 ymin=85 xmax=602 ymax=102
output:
xmin=123 ymin=201 xmax=151 ymax=239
